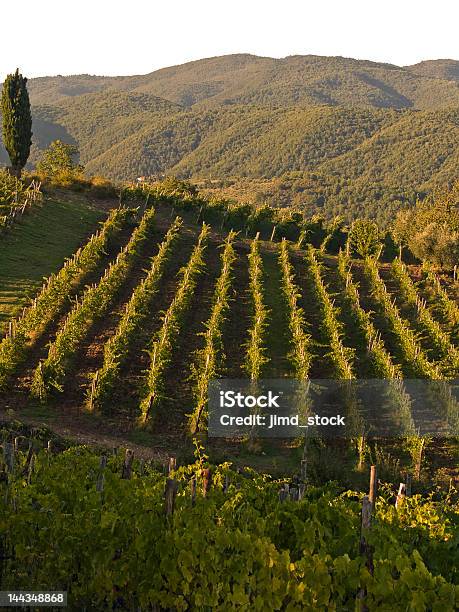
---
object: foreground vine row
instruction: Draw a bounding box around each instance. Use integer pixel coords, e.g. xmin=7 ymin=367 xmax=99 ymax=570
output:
xmin=1 ymin=444 xmax=458 ymax=610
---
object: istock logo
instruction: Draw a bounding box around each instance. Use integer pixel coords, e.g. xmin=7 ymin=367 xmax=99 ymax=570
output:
xmin=219 ymin=390 xmax=280 ymax=409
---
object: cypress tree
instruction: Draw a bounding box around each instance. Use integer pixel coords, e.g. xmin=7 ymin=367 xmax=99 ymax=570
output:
xmin=1 ymin=69 xmax=32 ymax=177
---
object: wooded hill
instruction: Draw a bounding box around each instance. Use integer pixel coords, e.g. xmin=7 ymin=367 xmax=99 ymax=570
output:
xmin=2 ymin=54 xmax=459 ymax=222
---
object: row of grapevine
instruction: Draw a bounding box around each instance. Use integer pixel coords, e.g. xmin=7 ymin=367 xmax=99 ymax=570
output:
xmin=305 ymin=246 xmax=354 ymax=379
xmin=278 ymin=239 xmax=312 ymax=380
xmin=364 ymin=262 xmax=457 ymax=435
xmin=337 ymin=251 xmax=400 ymax=379
xmin=243 ymin=235 xmax=270 ymax=380
xmin=390 ymin=263 xmax=459 ymax=432
xmin=138 ymin=224 xmax=210 ymax=425
xmin=0 ymin=208 xmax=131 ymax=390
xmin=189 ymin=231 xmax=238 ymax=434
xmin=88 ymin=217 xmax=183 ymax=413
xmin=363 ymin=262 xmax=457 ymax=433
xmin=304 ymin=247 xmax=368 ymax=452
xmin=391 ymin=258 xmax=459 ymax=375
xmin=426 ymin=271 xmax=459 ymax=330
xmin=30 ymin=207 xmax=157 ymax=401
xmin=364 ymin=256 xmax=441 ymax=379
xmin=337 ymin=252 xmax=416 ymax=437
xmin=2 ymin=445 xmax=458 ymax=610
xmin=0 ymin=175 xmax=42 ymax=233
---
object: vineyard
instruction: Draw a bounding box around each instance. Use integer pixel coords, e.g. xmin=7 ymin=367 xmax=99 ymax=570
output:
xmin=0 ymin=193 xmax=458 ymax=443
xmin=0 ymin=189 xmax=458 ymax=610
xmin=0 ymin=436 xmax=458 ymax=610
xmin=0 ymin=171 xmax=42 ymax=234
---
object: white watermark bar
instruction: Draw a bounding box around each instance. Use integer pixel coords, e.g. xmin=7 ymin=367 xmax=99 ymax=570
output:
xmin=208 ymin=379 xmax=459 ymax=438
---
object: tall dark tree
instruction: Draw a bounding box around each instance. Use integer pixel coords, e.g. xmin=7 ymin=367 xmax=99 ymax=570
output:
xmin=1 ymin=69 xmax=32 ymax=177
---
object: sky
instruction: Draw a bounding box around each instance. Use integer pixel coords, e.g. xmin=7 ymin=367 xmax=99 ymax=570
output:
xmin=1 ymin=0 xmax=459 ymax=80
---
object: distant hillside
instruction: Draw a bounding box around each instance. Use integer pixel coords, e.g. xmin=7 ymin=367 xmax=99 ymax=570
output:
xmin=1 ymin=53 xmax=459 ymax=222
xmin=28 ymin=91 xmax=183 ymax=166
xmin=81 ymin=105 xmax=398 ymax=179
xmin=406 ymin=59 xmax=459 ymax=82
xmin=24 ymin=54 xmax=459 ymax=109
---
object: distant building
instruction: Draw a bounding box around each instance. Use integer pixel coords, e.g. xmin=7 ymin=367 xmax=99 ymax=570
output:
xmin=136 ymin=174 xmax=165 ymax=183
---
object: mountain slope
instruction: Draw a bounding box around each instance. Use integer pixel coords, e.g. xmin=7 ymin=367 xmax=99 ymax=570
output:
xmin=76 ymin=105 xmax=395 ymax=180
xmin=24 ymin=54 xmax=459 ymax=110
xmin=2 ymin=54 xmax=459 ymax=223
xmin=406 ymin=59 xmax=459 ymax=82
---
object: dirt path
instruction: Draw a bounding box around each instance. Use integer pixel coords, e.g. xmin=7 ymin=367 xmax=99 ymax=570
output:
xmin=0 ymin=411 xmax=170 ymax=461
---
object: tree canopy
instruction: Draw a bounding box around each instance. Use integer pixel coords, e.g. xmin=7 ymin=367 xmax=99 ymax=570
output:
xmin=1 ymin=69 xmax=32 ymax=177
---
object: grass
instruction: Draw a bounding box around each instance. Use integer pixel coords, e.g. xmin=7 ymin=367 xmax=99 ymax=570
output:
xmin=0 ymin=196 xmax=105 ymax=334
xmin=261 ymin=250 xmax=293 ymax=377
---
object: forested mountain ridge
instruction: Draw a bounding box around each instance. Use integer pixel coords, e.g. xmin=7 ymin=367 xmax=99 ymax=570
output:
xmin=22 ymin=54 xmax=459 ymax=109
xmin=2 ymin=54 xmax=459 ymax=222
xmin=407 ymin=59 xmax=459 ymax=82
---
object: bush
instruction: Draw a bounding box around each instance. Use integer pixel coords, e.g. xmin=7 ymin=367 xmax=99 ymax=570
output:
xmin=393 ymin=184 xmax=459 ymax=270
xmin=37 ymin=140 xmax=84 ymax=177
xmin=348 ymin=218 xmax=382 ymax=258
xmin=410 ymin=223 xmax=459 ymax=269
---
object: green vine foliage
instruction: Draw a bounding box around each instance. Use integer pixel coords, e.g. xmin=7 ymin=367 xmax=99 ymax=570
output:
xmin=139 ymin=223 xmax=210 ymax=425
xmin=0 ymin=207 xmax=131 ymax=390
xmin=1 ymin=447 xmax=458 ymax=610
xmin=89 ymin=217 xmax=183 ymax=412
xmin=30 ymin=207 xmax=156 ymax=400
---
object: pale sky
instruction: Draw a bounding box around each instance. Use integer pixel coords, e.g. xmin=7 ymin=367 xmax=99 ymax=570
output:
xmin=1 ymin=0 xmax=458 ymax=80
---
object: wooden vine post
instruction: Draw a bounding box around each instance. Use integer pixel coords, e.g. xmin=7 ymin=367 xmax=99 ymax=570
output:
xmin=369 ymin=465 xmax=377 ymax=506
xmin=357 ymin=465 xmax=377 ymax=610
xmin=190 ymin=475 xmax=197 ymax=506
xmin=164 ymin=479 xmax=178 ymax=516
xmin=202 ymin=468 xmax=212 ymax=497
xmin=395 ymin=483 xmax=406 ymax=508
xmin=278 ymin=483 xmax=289 ymax=502
xmin=121 ymin=449 xmax=134 ymax=480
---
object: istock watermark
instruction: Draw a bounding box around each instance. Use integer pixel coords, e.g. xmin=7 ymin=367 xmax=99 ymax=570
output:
xmin=208 ymin=379 xmax=459 ymax=438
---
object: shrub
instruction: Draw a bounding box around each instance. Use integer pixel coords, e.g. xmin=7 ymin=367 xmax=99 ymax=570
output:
xmin=348 ymin=218 xmax=382 ymax=258
xmin=393 ymin=184 xmax=459 ymax=270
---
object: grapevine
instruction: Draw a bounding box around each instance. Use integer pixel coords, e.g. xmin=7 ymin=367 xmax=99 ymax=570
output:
xmin=243 ymin=234 xmax=270 ymax=381
xmin=189 ymin=231 xmax=237 ymax=434
xmin=278 ymin=239 xmax=312 ymax=380
xmin=337 ymin=250 xmax=400 ymax=379
xmin=0 ymin=208 xmax=130 ymax=390
xmin=426 ymin=271 xmax=459 ymax=330
xmin=363 ymin=256 xmax=440 ymax=379
xmin=306 ymin=245 xmax=354 ymax=379
xmin=391 ymin=258 xmax=459 ymax=375
xmin=138 ymin=223 xmax=209 ymax=425
xmin=88 ymin=217 xmax=183 ymax=412
xmin=30 ymin=207 xmax=156 ymax=400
